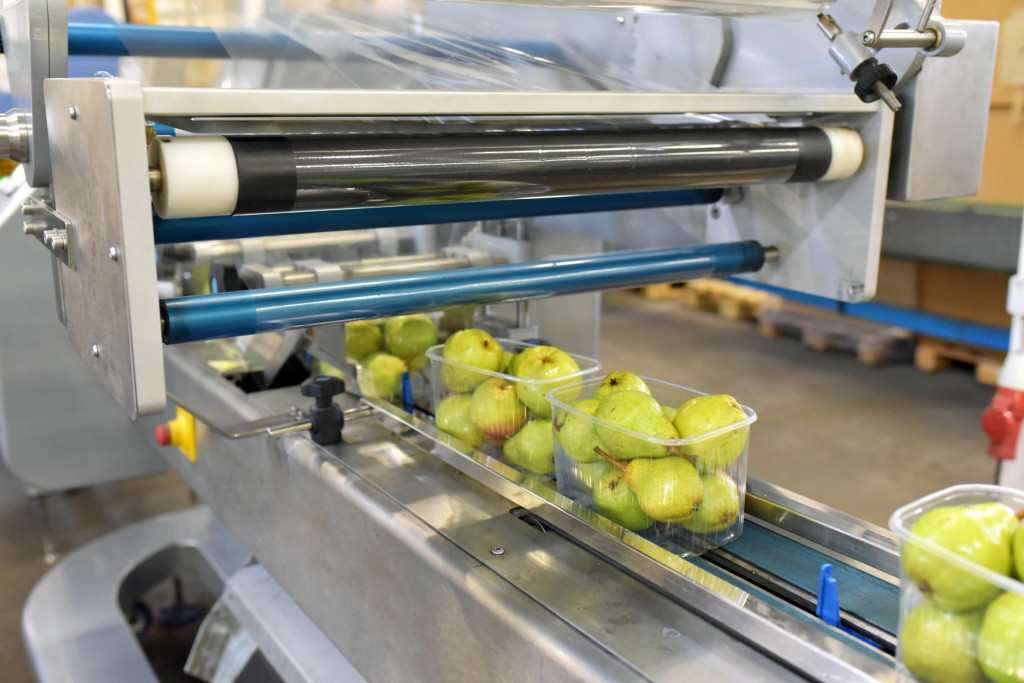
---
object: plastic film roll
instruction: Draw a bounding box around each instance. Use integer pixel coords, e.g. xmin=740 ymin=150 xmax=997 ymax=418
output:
xmin=150 ymin=127 xmax=863 ymax=219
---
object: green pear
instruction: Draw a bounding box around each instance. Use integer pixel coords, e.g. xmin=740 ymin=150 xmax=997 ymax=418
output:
xmin=512 ymin=346 xmax=581 ymax=417
xmin=661 ymin=405 xmax=677 ymax=422
xmin=345 ymin=321 xmax=382 ymax=360
xmin=1014 ymin=520 xmax=1024 ymax=580
xmin=442 ymin=329 xmax=504 ymax=392
xmin=594 ymin=371 xmax=651 ymax=399
xmin=506 ymin=351 xmax=524 ymax=377
xmin=503 ymin=420 xmax=554 ymax=475
xmin=624 ymin=457 xmax=703 ymax=523
xmin=903 ymin=503 xmax=1017 ymax=612
xmin=682 ymin=471 xmax=741 ymax=534
xmin=576 ymin=460 xmax=616 ymax=490
xmin=592 ymin=469 xmax=655 ymax=531
xmin=978 ymin=591 xmax=1024 ymax=683
xmin=435 ymin=394 xmax=483 ymax=449
xmin=469 ymin=377 xmax=527 ymax=445
xmin=673 ymin=394 xmax=748 ymax=471
xmin=384 ymin=314 xmax=438 ymax=362
xmin=901 ymin=600 xmax=986 ymax=683
xmin=500 ymin=350 xmax=515 ymax=373
xmin=594 ymin=391 xmax=678 ymax=460
xmin=554 ymin=398 xmax=602 ymax=463
xmin=360 ymin=353 xmax=406 ymax=398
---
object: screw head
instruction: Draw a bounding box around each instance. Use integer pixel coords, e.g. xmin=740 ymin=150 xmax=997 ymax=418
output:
xmin=616 ymin=15 xmax=625 ymax=23
xmin=862 ymin=31 xmax=875 ymax=45
xmin=68 ymin=106 xmax=78 ymax=120
xmin=490 ymin=547 xmax=505 ymax=556
xmin=91 ymin=344 xmax=101 ymax=357
xmin=108 ymin=246 xmax=120 ymax=261
xmin=710 ymin=206 xmax=721 ymax=219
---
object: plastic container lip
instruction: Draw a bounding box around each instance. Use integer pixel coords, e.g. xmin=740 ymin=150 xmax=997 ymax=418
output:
xmin=889 ymin=484 xmax=1024 ymax=597
xmin=547 ymin=374 xmax=756 ymax=446
xmin=425 ymin=339 xmax=601 ymax=386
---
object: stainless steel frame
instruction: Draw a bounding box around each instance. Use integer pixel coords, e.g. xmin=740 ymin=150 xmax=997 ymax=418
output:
xmin=156 ymin=343 xmax=896 ymax=682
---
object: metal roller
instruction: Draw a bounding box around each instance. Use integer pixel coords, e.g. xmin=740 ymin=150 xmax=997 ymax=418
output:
xmin=149 ymin=128 xmax=863 ymax=219
xmin=161 ymin=241 xmax=769 ymax=344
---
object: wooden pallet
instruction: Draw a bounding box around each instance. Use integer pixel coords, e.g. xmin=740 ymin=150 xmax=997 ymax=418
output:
xmin=758 ymin=301 xmax=914 ymax=365
xmin=641 ymin=280 xmax=781 ymax=321
xmin=914 ymin=338 xmax=1004 ymax=386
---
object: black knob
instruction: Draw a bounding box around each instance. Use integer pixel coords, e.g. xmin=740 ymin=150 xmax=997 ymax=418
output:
xmin=851 ymin=58 xmax=898 ymax=104
xmin=301 ymin=376 xmax=346 ymax=446
xmin=301 ymin=376 xmax=345 ymax=408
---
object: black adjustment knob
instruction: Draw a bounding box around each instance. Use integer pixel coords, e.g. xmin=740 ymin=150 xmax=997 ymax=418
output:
xmin=851 ymin=58 xmax=898 ymax=104
xmin=301 ymin=376 xmax=346 ymax=445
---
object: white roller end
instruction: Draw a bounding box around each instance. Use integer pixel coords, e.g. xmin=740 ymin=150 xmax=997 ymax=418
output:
xmin=818 ymin=127 xmax=864 ymax=182
xmin=149 ymin=136 xmax=239 ymax=219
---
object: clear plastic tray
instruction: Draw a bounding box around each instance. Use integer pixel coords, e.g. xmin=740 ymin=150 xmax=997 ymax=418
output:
xmin=549 ymin=375 xmax=755 ymax=556
xmin=426 ymin=339 xmax=601 ymax=477
xmin=889 ymin=485 xmax=1024 ymax=683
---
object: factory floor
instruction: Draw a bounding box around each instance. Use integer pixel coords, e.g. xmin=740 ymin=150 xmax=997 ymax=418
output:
xmin=0 ymin=291 xmax=999 ymax=682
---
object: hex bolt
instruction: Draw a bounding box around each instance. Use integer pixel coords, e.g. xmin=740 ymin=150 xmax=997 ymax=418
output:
xmin=43 ymin=230 xmax=67 ymax=252
xmin=91 ymin=344 xmax=101 ymax=357
xmin=108 ymin=246 xmax=120 ymax=262
xmin=490 ymin=547 xmax=506 ymax=556
xmin=68 ymin=106 xmax=78 ymax=120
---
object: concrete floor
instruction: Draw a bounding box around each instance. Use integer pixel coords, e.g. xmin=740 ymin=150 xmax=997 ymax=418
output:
xmin=0 ymin=291 xmax=1000 ymax=681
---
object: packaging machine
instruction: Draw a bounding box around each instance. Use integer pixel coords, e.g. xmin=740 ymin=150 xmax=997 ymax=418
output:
xmin=0 ymin=0 xmax=1004 ymax=680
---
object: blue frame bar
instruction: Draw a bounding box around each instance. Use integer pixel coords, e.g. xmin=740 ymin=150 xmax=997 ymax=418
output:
xmin=163 ymin=242 xmax=765 ymax=344
xmin=732 ymin=278 xmax=1011 ymax=352
xmin=153 ymin=189 xmax=723 ymax=245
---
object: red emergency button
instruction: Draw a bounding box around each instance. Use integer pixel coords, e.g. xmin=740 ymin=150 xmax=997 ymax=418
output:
xmin=982 ymin=387 xmax=1024 ymax=461
xmin=155 ymin=423 xmax=172 ymax=447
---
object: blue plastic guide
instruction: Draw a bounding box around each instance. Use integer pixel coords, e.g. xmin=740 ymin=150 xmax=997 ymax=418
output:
xmin=816 ymin=564 xmax=884 ymax=650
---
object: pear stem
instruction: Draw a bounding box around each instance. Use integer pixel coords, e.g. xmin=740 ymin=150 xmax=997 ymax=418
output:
xmin=1016 ymin=508 xmax=1024 ymax=521
xmin=594 ymin=446 xmax=627 ymax=473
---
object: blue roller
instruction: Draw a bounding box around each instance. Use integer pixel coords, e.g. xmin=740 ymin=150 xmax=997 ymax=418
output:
xmin=162 ymin=241 xmax=766 ymax=344
xmin=67 ymin=23 xmax=314 ymax=59
xmin=152 ymin=189 xmax=722 ymax=244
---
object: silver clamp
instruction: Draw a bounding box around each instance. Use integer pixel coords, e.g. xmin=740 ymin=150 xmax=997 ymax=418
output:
xmin=22 ymin=195 xmax=75 ymax=268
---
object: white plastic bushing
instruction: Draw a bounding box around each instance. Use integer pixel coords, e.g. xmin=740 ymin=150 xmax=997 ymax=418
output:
xmin=818 ymin=127 xmax=865 ymax=181
xmin=149 ymin=136 xmax=239 ymax=219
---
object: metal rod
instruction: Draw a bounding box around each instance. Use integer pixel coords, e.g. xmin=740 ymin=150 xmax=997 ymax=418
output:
xmin=67 ymin=23 xmax=314 ymax=59
xmin=916 ymin=0 xmax=938 ymax=32
xmin=152 ymin=189 xmax=723 ymax=244
xmin=872 ymin=28 xmax=938 ymax=49
xmin=161 ymin=242 xmax=767 ymax=344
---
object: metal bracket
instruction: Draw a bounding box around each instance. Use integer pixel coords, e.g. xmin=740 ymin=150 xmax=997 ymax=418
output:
xmin=44 ymin=78 xmax=165 ymax=418
xmin=0 ymin=0 xmax=69 ymax=186
xmin=22 ymin=195 xmax=75 ymax=268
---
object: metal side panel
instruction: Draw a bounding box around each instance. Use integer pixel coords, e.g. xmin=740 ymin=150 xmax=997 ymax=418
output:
xmin=22 ymin=507 xmax=249 ymax=683
xmin=0 ymin=186 xmax=165 ymax=491
xmin=161 ymin=359 xmax=802 ymax=682
xmin=44 ymin=78 xmax=165 ymax=418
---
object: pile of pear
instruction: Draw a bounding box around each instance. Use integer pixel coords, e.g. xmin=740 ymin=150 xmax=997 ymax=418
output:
xmin=346 ymin=316 xmax=440 ymax=398
xmin=899 ymin=501 xmax=1024 ymax=683
xmin=555 ymin=371 xmax=749 ymax=536
xmin=434 ymin=329 xmax=584 ymax=476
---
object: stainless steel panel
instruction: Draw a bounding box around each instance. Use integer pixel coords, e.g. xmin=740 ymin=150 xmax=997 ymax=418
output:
xmin=887 ymin=20 xmax=999 ymax=201
xmin=44 ymin=78 xmax=166 ymax=417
